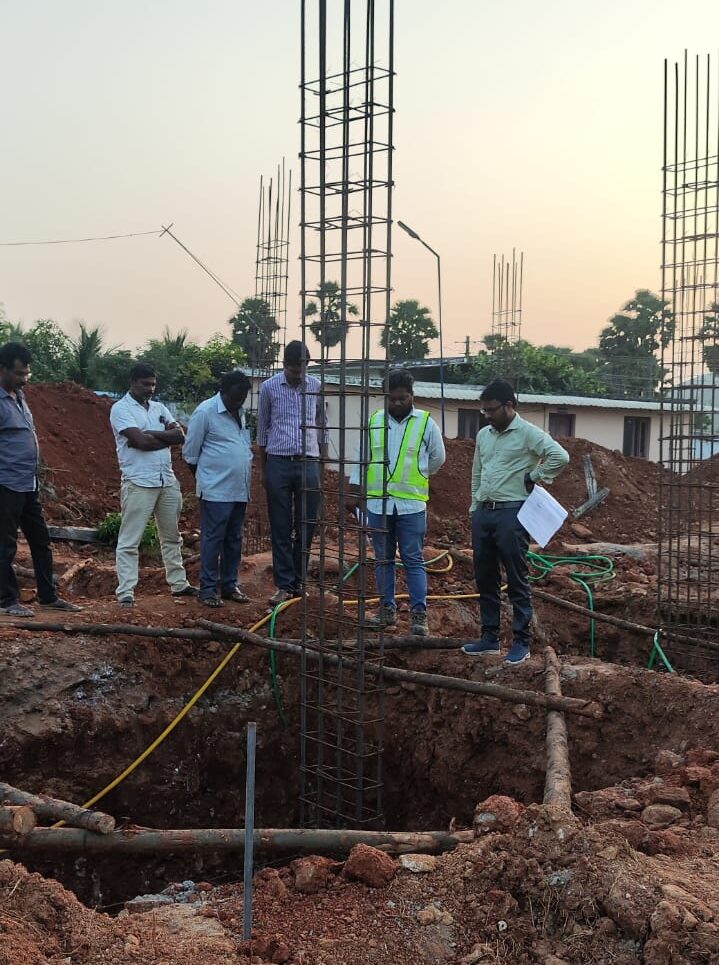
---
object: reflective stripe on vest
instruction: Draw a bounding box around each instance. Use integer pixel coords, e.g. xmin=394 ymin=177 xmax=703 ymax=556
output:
xmin=366 ymin=409 xmax=431 ymax=501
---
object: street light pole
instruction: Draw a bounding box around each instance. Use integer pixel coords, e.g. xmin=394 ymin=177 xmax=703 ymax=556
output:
xmin=397 ymin=220 xmax=445 ymax=436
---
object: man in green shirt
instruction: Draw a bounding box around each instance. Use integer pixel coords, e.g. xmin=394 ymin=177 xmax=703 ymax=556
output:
xmin=462 ymin=378 xmax=569 ymax=665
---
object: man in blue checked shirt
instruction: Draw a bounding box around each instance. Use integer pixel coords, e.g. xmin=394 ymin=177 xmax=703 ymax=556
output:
xmin=257 ymin=341 xmax=327 ymax=607
xmin=348 ymin=367 xmax=445 ymax=637
xmin=183 ymin=370 xmax=253 ymax=608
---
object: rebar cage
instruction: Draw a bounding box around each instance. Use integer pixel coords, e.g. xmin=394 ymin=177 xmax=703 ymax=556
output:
xmin=659 ymin=52 xmax=719 ymax=649
xmin=298 ymin=0 xmax=394 ymax=828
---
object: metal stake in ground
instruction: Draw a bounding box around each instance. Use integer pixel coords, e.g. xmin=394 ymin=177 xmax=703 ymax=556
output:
xmin=243 ymin=722 xmax=257 ymax=942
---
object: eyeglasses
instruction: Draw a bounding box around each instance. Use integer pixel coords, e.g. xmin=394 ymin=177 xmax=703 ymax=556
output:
xmin=480 ymin=403 xmax=505 ymax=415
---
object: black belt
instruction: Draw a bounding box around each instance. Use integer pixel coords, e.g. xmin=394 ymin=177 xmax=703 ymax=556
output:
xmin=479 ymin=500 xmax=525 ymax=510
xmin=271 ymin=454 xmax=319 ymax=461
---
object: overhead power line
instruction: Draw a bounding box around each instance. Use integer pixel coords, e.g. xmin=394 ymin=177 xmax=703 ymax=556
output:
xmin=0 ymin=229 xmax=162 ymax=246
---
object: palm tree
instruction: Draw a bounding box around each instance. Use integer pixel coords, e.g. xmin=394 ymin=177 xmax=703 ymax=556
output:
xmin=160 ymin=327 xmax=190 ymax=354
xmin=69 ymin=323 xmax=105 ymax=388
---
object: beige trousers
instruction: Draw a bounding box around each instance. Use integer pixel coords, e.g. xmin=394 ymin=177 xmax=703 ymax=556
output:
xmin=115 ymin=480 xmax=188 ymax=600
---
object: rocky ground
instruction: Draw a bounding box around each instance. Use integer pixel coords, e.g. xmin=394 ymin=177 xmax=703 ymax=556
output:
xmin=0 ymin=382 xmax=717 ymax=963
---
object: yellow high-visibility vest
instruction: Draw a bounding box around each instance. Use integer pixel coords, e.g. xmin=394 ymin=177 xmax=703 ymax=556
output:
xmin=366 ymin=409 xmax=430 ymax=502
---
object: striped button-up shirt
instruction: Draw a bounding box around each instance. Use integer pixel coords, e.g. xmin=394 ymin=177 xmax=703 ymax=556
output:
xmin=257 ymin=371 xmax=327 ymax=457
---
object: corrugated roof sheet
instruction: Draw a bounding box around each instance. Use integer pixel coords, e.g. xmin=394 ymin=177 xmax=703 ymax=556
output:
xmin=319 ymin=376 xmax=664 ymax=411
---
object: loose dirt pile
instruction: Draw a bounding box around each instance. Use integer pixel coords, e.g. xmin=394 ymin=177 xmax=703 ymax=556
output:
xmin=28 ymin=382 xmax=663 ymax=550
xmin=4 ymin=761 xmax=719 ymax=963
xmin=3 ymin=381 xmax=718 ymax=964
xmin=429 ymin=437 xmax=661 ymax=546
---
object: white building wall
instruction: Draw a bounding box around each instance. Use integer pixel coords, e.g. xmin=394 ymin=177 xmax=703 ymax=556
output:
xmin=311 ymin=386 xmax=663 ymax=468
xmin=517 ymin=406 xmax=661 ymax=462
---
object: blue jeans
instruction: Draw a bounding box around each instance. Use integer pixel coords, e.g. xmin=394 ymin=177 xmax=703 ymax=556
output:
xmin=199 ymin=499 xmax=247 ymax=599
xmin=265 ymin=456 xmax=321 ymax=591
xmin=368 ymin=509 xmax=427 ymax=611
xmin=472 ymin=505 xmax=532 ymax=644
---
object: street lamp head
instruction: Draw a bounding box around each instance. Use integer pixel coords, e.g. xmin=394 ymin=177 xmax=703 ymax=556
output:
xmin=397 ymin=220 xmax=421 ymax=241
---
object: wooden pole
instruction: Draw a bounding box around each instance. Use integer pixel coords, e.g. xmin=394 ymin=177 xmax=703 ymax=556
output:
xmin=0 ymin=620 xmax=212 ymax=641
xmin=0 ymin=805 xmax=36 ymax=835
xmin=197 ymin=620 xmax=604 ymax=719
xmin=0 ymin=826 xmax=474 ymax=855
xmin=543 ymin=647 xmax=573 ymax=814
xmin=0 ymin=783 xmax=115 ymax=834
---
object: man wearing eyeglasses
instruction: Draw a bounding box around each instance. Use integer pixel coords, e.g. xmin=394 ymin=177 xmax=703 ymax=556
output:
xmin=462 ymin=378 xmax=569 ymax=665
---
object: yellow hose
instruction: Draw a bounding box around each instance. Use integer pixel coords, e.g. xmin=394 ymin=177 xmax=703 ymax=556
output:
xmin=52 ymin=611 xmax=275 ymax=825
xmin=51 ymin=549 xmax=468 ymax=823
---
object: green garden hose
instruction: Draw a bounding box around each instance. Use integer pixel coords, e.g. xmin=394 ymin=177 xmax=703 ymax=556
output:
xmin=528 ymin=551 xmax=616 ymax=657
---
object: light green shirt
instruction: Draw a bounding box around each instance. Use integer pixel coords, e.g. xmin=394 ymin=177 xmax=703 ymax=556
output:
xmin=469 ymin=413 xmax=570 ymax=511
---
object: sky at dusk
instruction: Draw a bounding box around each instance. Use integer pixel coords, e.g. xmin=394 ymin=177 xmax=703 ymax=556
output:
xmin=2 ymin=0 xmax=719 ymax=358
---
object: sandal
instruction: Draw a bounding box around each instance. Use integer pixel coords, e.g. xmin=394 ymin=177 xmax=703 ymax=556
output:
xmin=222 ymin=589 xmax=250 ymax=604
xmin=200 ymin=596 xmax=224 ymax=608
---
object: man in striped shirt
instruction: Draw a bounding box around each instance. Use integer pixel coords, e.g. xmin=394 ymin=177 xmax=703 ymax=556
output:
xmin=257 ymin=341 xmax=327 ymax=606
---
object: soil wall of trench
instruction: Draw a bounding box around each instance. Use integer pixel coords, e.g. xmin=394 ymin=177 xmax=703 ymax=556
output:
xmin=2 ymin=634 xmax=719 ymax=906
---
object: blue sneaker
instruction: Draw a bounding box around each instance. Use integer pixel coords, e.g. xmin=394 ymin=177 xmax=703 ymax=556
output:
xmin=461 ymin=638 xmax=501 ymax=656
xmin=504 ymin=642 xmax=530 ymax=665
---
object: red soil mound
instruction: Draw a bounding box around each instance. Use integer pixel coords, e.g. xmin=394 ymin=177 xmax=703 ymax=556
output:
xmin=429 ymin=436 xmax=662 ymax=546
xmin=24 ymin=383 xmax=664 ymax=547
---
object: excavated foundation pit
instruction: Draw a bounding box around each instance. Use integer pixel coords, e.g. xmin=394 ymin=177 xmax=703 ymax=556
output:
xmin=3 ymin=632 xmax=719 ymax=909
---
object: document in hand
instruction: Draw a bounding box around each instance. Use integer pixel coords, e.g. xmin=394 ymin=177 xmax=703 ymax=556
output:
xmin=517 ymin=485 xmax=568 ymax=548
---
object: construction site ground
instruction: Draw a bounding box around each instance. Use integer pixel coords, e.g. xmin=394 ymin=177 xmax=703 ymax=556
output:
xmin=1 ymin=384 xmax=718 ymax=964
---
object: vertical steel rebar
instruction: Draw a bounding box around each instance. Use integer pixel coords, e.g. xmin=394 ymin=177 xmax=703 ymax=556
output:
xmin=242 ymin=722 xmax=257 ymax=942
xmin=659 ymin=52 xmax=719 ymax=660
xmin=299 ymin=0 xmax=393 ymax=828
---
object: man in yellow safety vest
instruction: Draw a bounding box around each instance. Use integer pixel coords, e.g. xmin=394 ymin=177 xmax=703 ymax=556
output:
xmin=348 ymin=368 xmax=445 ymax=636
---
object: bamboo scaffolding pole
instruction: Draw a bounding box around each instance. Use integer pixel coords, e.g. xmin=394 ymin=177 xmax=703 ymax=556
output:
xmin=0 ymin=783 xmax=115 ymax=834
xmin=0 ymin=806 xmax=36 ymax=835
xmin=197 ymin=620 xmax=604 ymax=719
xmin=543 ymin=648 xmax=573 ymax=814
xmin=0 ymin=827 xmax=474 ymax=855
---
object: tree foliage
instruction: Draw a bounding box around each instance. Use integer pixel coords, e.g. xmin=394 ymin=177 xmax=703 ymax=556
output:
xmin=596 ymin=289 xmax=674 ymax=398
xmin=304 ymin=281 xmax=359 ymax=349
xmin=138 ymin=328 xmax=246 ymax=406
xmin=230 ymin=298 xmax=280 ymax=367
xmin=464 ymin=337 xmax=605 ymax=396
xmin=380 ymin=300 xmax=438 ymax=361
xmin=68 ymin=323 xmax=106 ymax=389
xmin=700 ymin=302 xmax=719 ymax=373
xmin=22 ymin=320 xmax=74 ymax=383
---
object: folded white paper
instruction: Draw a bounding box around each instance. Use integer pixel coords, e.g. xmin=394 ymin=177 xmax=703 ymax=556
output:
xmin=517 ymin=485 xmax=568 ymax=548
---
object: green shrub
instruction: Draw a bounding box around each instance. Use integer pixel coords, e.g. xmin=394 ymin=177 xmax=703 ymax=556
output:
xmin=97 ymin=512 xmax=159 ymax=551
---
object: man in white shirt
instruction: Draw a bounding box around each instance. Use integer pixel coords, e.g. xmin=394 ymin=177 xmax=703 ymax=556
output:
xmin=183 ymin=370 xmax=253 ymax=607
xmin=109 ymin=363 xmax=196 ymax=607
xmin=348 ymin=368 xmax=446 ymax=636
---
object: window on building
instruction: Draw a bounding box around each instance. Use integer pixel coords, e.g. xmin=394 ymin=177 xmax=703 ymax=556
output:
xmin=548 ymin=413 xmax=575 ymax=438
xmin=623 ymin=416 xmax=650 ymax=458
xmin=458 ymin=408 xmax=486 ymax=439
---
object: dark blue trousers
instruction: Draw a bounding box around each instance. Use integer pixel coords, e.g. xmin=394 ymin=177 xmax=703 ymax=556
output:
xmin=199 ymin=499 xmax=247 ymax=600
xmin=265 ymin=456 xmax=321 ymax=592
xmin=472 ymin=505 xmax=532 ymax=645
